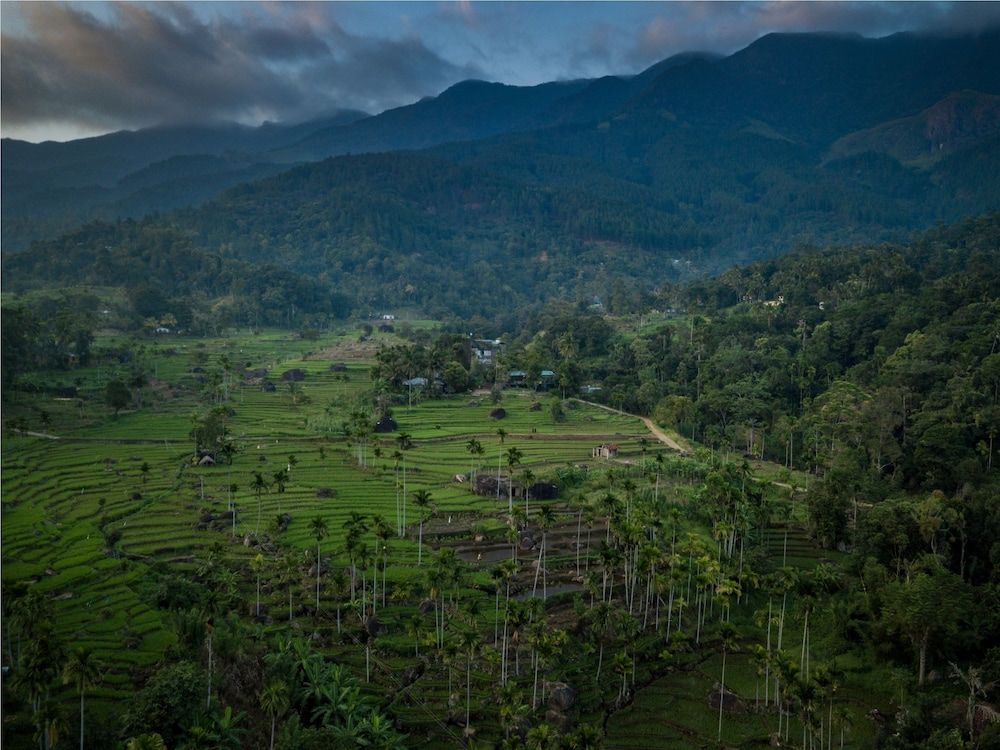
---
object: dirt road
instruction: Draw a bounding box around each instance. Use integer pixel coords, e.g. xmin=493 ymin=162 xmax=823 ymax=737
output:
xmin=571 ymin=399 xmax=687 ymax=452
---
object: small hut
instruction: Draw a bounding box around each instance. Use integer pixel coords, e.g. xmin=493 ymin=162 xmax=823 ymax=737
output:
xmin=592 ymin=443 xmax=619 ymax=460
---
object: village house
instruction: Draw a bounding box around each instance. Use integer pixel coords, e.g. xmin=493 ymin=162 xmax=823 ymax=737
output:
xmin=592 ymin=443 xmax=619 ymax=460
xmin=472 ymin=337 xmax=502 ymax=365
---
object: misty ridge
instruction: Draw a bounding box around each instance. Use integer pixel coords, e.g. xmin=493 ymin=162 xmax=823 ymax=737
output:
xmin=3 ymin=28 xmax=1000 ymax=321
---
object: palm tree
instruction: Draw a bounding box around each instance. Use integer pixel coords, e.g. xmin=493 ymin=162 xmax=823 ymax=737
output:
xmin=34 ymin=700 xmax=68 ymax=750
xmin=505 ymin=446 xmax=523 ymax=513
xmin=466 ymin=438 xmax=483 ymax=481
xmin=391 ymin=450 xmax=404 ymax=535
xmin=251 ymin=553 xmax=265 ymax=618
xmin=62 ymin=647 xmax=103 ymax=750
xmin=260 ymin=680 xmax=290 ymax=750
xmin=521 ymin=468 xmax=535 ymax=516
xmin=372 ymin=515 xmax=393 ymax=610
xmin=272 ymin=469 xmax=288 ymax=512
xmin=407 ymin=613 xmax=424 ymax=657
xmin=250 ymin=471 xmax=269 ymax=534
xmin=532 ymin=505 xmax=556 ymax=599
xmin=717 ymin=621 xmax=739 ymax=742
xmin=495 ymin=428 xmax=508 ymax=502
xmin=310 ymin=516 xmax=329 ymax=615
xmin=411 ymin=489 xmax=433 ymax=565
xmin=460 ymin=628 xmax=480 ymax=730
xmin=271 ymin=552 xmax=296 ymax=622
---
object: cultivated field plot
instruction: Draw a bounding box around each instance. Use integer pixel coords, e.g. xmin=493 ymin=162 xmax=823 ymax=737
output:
xmin=1 ymin=329 xmax=650 ymax=714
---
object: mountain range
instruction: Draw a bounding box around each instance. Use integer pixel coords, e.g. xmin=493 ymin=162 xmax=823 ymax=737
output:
xmin=4 ymin=29 xmax=1000 ymax=320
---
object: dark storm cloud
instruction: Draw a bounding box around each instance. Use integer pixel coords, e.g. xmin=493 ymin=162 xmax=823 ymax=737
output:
xmin=0 ymin=2 xmax=479 ymax=134
xmin=4 ymin=1 xmax=1000 ymax=141
xmin=624 ymin=1 xmax=1000 ymax=69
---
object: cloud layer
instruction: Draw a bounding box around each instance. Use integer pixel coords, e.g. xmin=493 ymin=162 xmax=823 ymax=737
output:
xmin=3 ymin=1 xmax=999 ymax=142
xmin=1 ymin=2 xmax=479 ymax=138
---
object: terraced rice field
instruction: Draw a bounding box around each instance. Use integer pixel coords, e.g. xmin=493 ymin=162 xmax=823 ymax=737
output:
xmin=1 ymin=328 xmax=652 ymax=720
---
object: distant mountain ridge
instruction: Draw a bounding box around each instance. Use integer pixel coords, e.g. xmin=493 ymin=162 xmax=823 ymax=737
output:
xmin=4 ymin=29 xmax=1000 ymax=321
xmin=828 ymin=90 xmax=1000 ymax=165
xmin=1 ymin=110 xmax=370 ymax=248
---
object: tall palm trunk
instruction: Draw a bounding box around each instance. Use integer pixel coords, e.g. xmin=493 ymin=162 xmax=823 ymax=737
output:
xmin=206 ymin=633 xmax=213 ymax=710
xmin=79 ymin=689 xmax=85 ymax=750
xmin=718 ymin=647 xmax=727 ymax=742
xmin=466 ymin=657 xmax=473 ymax=728
xmin=532 ymin=534 xmax=544 ymax=597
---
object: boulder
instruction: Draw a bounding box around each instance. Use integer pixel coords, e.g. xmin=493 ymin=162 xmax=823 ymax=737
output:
xmin=281 ymin=368 xmax=307 ymax=382
xmin=547 ymin=682 xmax=577 ymax=712
xmin=708 ymin=683 xmax=746 ymax=714
xmin=262 ymin=381 xmax=277 ymax=392
xmin=489 ymin=408 xmax=507 ymax=420
xmin=365 ymin=616 xmax=388 ymax=637
xmin=529 ymin=401 xmax=542 ymax=411
xmin=316 ymin=487 xmax=337 ymax=498
xmin=330 ymin=363 xmax=348 ymax=372
xmin=373 ymin=415 xmax=399 ymax=433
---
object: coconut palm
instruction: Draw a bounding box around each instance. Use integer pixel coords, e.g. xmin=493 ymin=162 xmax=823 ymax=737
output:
xmin=372 ymin=515 xmax=393 ymax=610
xmin=495 ymin=428 xmax=508 ymax=502
xmin=260 ymin=680 xmax=290 ymax=750
xmin=717 ymin=620 xmax=739 ymax=742
xmin=466 ymin=438 xmax=483 ymax=481
xmin=411 ymin=489 xmax=433 ymax=565
xmin=34 ymin=699 xmax=68 ymax=750
xmin=271 ymin=468 xmax=288 ymax=512
xmin=407 ymin=613 xmax=424 ymax=657
xmin=251 ymin=553 xmax=265 ymax=617
xmin=62 ymin=647 xmax=103 ymax=750
xmin=460 ymin=628 xmax=480 ymax=730
xmin=532 ymin=505 xmax=556 ymax=599
xmin=950 ymin=662 xmax=997 ymax=744
xmin=250 ymin=471 xmax=270 ymax=534
xmin=521 ymin=468 xmax=535 ymax=516
xmin=310 ymin=516 xmax=329 ymax=615
xmin=278 ymin=551 xmax=298 ymax=622
xmin=505 ymin=446 xmax=523 ymax=513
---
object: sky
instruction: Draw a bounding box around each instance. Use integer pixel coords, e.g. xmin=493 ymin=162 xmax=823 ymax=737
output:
xmin=3 ymin=1 xmax=1000 ymax=142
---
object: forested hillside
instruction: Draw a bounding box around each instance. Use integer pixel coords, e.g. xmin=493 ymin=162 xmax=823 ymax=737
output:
xmin=5 ymin=29 xmax=1000 ymax=293
xmin=500 ymin=214 xmax=1000 ymax=545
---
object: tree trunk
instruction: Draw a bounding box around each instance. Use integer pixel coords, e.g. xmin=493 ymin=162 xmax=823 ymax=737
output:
xmin=718 ymin=648 xmax=727 ymax=742
xmin=918 ymin=632 xmax=928 ymax=685
xmin=270 ymin=714 xmax=276 ymax=750
xmin=532 ymin=534 xmax=544 ymax=597
xmin=79 ymin=690 xmax=85 ymax=750
xmin=533 ymin=656 xmax=540 ymax=710
xmin=467 ymin=659 xmax=473 ymax=729
xmin=206 ymin=633 xmax=213 ymax=710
